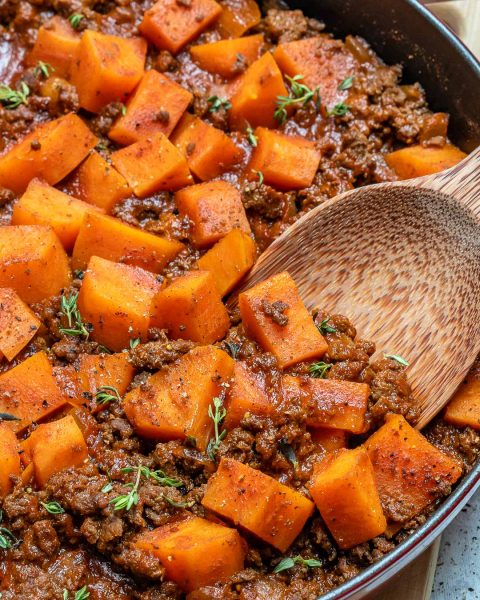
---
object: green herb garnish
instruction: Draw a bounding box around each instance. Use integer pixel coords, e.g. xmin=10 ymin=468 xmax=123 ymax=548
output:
xmin=59 ymin=292 xmax=90 ymax=339
xmin=0 ymin=82 xmax=30 ymax=110
xmin=63 ymin=586 xmax=90 ymax=600
xmin=384 ymin=354 xmax=409 ymax=367
xmin=327 ymin=102 xmax=350 ymax=117
xmin=122 ymin=466 xmax=182 ymax=488
xmin=129 ymin=338 xmax=140 ymax=349
xmin=254 ymin=170 xmax=264 ymax=185
xmin=274 ymin=74 xmax=320 ymax=124
xmin=317 ymin=317 xmax=336 ymax=335
xmin=120 ymin=104 xmax=127 ymax=116
xmin=225 ymin=341 xmax=240 ymax=359
xmin=273 ymin=555 xmax=322 ymax=574
xmin=246 ymin=125 xmax=257 ymax=147
xmin=68 ymin=13 xmax=84 ymax=29
xmin=309 ymin=361 xmax=332 ymax=379
xmin=41 ymin=501 xmax=65 ymax=515
xmin=207 ymin=96 xmax=232 ymax=113
xmin=206 ymin=397 xmax=227 ymax=460
xmin=338 ymin=76 xmax=354 ymax=91
xmin=0 ymin=412 xmax=20 ymax=421
xmin=162 ymin=495 xmax=194 ymax=509
xmin=95 ymin=386 xmax=121 ymax=405
xmin=35 ymin=61 xmax=54 ymax=78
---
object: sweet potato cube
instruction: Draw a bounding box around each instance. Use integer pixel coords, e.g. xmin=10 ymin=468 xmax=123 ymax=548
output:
xmin=309 ymin=447 xmax=387 ymax=549
xmin=111 ymin=132 xmax=193 ymax=197
xmin=282 ymin=376 xmax=370 ymax=434
xmin=273 ymin=36 xmax=358 ymax=107
xmin=309 ymin=427 xmax=348 ymax=453
xmin=0 ymin=225 xmax=71 ymax=304
xmin=385 ymin=144 xmax=467 ymax=179
xmin=151 ymin=271 xmax=230 ymax=344
xmin=77 ymin=256 xmax=161 ymax=352
xmin=0 ymin=288 xmax=41 ymax=361
xmin=224 ymin=361 xmax=274 ymax=429
xmin=0 ymin=113 xmax=98 ymax=193
xmin=215 ymin=0 xmax=261 ymax=38
xmin=134 ymin=516 xmax=245 ymax=591
xmin=0 ymin=352 xmax=67 ymax=434
xmin=73 ymin=151 xmax=131 ymax=213
xmin=124 ymin=346 xmax=233 ymax=449
xmin=247 ymin=127 xmax=321 ymax=190
xmin=190 ymin=34 xmax=263 ymax=78
xmin=26 ymin=415 xmax=88 ymax=487
xmin=444 ymin=376 xmax=480 ymax=430
xmin=0 ymin=425 xmax=21 ymax=498
xmin=109 ymin=70 xmax=192 ymax=145
xmin=12 ymin=179 xmax=103 ymax=252
xmin=365 ymin=414 xmax=463 ymax=522
xmin=72 ymin=212 xmax=184 ymax=273
xmin=140 ymin=0 xmax=222 ymax=54
xmin=175 ymin=181 xmax=250 ymax=248
xmin=197 ymin=229 xmax=256 ymax=296
xmin=229 ymin=51 xmax=288 ymax=130
xmin=171 ymin=114 xmax=243 ymax=181
xmin=202 ymin=457 xmax=314 ymax=551
xmin=239 ymin=271 xmax=328 ymax=369
xmin=27 ymin=16 xmax=80 ymax=78
xmin=71 ymin=30 xmax=146 ymax=113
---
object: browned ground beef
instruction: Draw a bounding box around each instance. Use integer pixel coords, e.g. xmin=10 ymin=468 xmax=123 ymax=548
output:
xmin=0 ymin=1 xmax=477 ymax=599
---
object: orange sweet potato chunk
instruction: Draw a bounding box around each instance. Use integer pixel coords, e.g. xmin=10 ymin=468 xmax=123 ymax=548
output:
xmin=202 ymin=457 xmax=314 ymax=551
xmin=0 ymin=352 xmax=67 ymax=434
xmin=12 ymin=179 xmax=103 ymax=252
xmin=215 ymin=0 xmax=261 ymax=38
xmin=72 ymin=211 xmax=184 ymax=273
xmin=224 ymin=361 xmax=275 ymax=429
xmin=0 ymin=288 xmax=41 ymax=361
xmin=190 ymin=34 xmax=264 ymax=78
xmin=109 ymin=70 xmax=192 ymax=145
xmin=27 ymin=16 xmax=80 ymax=78
xmin=0 ymin=425 xmax=21 ymax=498
xmin=385 ymin=144 xmax=467 ymax=179
xmin=197 ymin=229 xmax=256 ymax=296
xmin=229 ymin=51 xmax=288 ymax=130
xmin=73 ymin=151 xmax=132 ymax=213
xmin=124 ymin=346 xmax=233 ymax=449
xmin=247 ymin=127 xmax=321 ymax=190
xmin=175 ymin=181 xmax=250 ymax=248
xmin=171 ymin=114 xmax=243 ymax=181
xmin=309 ymin=427 xmax=348 ymax=453
xmin=444 ymin=376 xmax=480 ymax=430
xmin=71 ymin=30 xmax=146 ymax=113
xmin=0 ymin=113 xmax=98 ymax=193
xmin=134 ymin=515 xmax=245 ymax=591
xmin=273 ymin=36 xmax=358 ymax=107
xmin=239 ymin=271 xmax=328 ymax=369
xmin=25 ymin=414 xmax=88 ymax=487
xmin=0 ymin=225 xmax=71 ymax=304
xmin=140 ymin=0 xmax=222 ymax=54
xmin=151 ymin=271 xmax=230 ymax=344
xmin=282 ymin=375 xmax=370 ymax=434
xmin=309 ymin=447 xmax=387 ymax=549
xmin=111 ymin=132 xmax=193 ymax=197
xmin=77 ymin=256 xmax=162 ymax=352
xmin=365 ymin=414 xmax=463 ymax=522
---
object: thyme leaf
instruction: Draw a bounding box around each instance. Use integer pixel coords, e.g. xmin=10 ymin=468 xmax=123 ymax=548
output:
xmin=317 ymin=317 xmax=336 ymax=335
xmin=0 ymin=82 xmax=30 ymax=109
xmin=35 ymin=61 xmax=54 ymax=78
xmin=206 ymin=397 xmax=227 ymax=460
xmin=68 ymin=13 xmax=84 ymax=29
xmin=41 ymin=501 xmax=65 ymax=515
xmin=338 ymin=76 xmax=354 ymax=91
xmin=129 ymin=337 xmax=140 ymax=349
xmin=246 ymin=125 xmax=257 ymax=147
xmin=273 ymin=555 xmax=322 ymax=574
xmin=309 ymin=361 xmax=332 ymax=379
xmin=225 ymin=341 xmax=240 ymax=359
xmin=207 ymin=96 xmax=232 ymax=113
xmin=254 ymin=170 xmax=264 ymax=185
xmin=384 ymin=354 xmax=409 ymax=367
xmin=327 ymin=102 xmax=350 ymax=117
xmin=162 ymin=495 xmax=195 ymax=509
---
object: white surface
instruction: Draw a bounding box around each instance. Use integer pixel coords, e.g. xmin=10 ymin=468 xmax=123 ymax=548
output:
xmin=431 ymin=490 xmax=480 ymax=599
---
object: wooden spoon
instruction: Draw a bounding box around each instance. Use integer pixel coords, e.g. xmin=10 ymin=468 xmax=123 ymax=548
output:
xmin=231 ymin=147 xmax=480 ymax=429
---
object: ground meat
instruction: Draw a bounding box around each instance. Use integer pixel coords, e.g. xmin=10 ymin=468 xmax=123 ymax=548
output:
xmin=89 ymin=101 xmax=125 ymax=137
xmin=129 ymin=330 xmax=196 ymax=370
xmin=260 ymin=299 xmax=289 ymax=326
xmin=262 ymin=8 xmax=324 ymax=44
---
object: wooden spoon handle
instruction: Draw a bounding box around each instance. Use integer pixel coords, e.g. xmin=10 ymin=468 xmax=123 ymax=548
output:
xmin=417 ymin=145 xmax=480 ymax=216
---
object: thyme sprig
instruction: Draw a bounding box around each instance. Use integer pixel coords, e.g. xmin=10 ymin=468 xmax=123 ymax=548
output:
xmin=273 ymin=555 xmax=322 ymax=574
xmin=207 ymin=95 xmax=232 ymax=113
xmin=122 ymin=466 xmax=183 ymax=488
xmin=41 ymin=501 xmax=65 ymax=515
xmin=59 ymin=292 xmax=90 ymax=339
xmin=95 ymin=386 xmax=122 ymax=406
xmin=207 ymin=397 xmax=227 ymax=460
xmin=317 ymin=317 xmax=336 ymax=335
xmin=162 ymin=495 xmax=195 ymax=509
xmin=338 ymin=76 xmax=354 ymax=91
xmin=327 ymin=102 xmax=350 ymax=117
xmin=309 ymin=361 xmax=332 ymax=379
xmin=274 ymin=75 xmax=320 ymax=124
xmin=0 ymin=82 xmax=30 ymax=109
xmin=35 ymin=61 xmax=54 ymax=78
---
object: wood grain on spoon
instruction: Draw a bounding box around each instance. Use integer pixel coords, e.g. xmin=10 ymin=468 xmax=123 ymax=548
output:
xmin=229 ymin=146 xmax=480 ymax=429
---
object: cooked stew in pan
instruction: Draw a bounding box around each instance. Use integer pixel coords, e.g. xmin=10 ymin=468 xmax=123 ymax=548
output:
xmin=0 ymin=1 xmax=478 ymax=598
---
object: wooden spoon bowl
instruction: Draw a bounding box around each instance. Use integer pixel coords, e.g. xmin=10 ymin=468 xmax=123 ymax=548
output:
xmin=231 ymin=148 xmax=480 ymax=428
